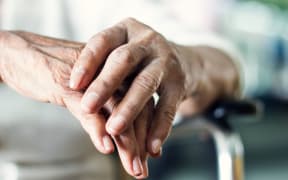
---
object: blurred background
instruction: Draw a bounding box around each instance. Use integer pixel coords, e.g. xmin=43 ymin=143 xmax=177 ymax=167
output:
xmin=0 ymin=0 xmax=288 ymax=180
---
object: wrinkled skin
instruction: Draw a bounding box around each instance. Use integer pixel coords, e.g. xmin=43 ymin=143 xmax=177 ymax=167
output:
xmin=0 ymin=31 xmax=151 ymax=179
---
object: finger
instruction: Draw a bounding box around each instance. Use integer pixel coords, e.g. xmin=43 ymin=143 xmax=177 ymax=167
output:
xmin=63 ymin=93 xmax=115 ymax=154
xmin=80 ymin=43 xmax=148 ymax=113
xmin=134 ymin=99 xmax=154 ymax=179
xmin=113 ymin=127 xmax=144 ymax=178
xmin=106 ymin=60 xmax=164 ymax=135
xmin=69 ymin=24 xmax=127 ymax=90
xmin=105 ymin=95 xmax=148 ymax=178
xmin=147 ymin=87 xmax=182 ymax=156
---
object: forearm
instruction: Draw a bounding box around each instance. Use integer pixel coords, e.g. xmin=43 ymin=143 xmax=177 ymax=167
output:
xmin=0 ymin=30 xmax=85 ymax=103
xmin=174 ymin=44 xmax=241 ymax=110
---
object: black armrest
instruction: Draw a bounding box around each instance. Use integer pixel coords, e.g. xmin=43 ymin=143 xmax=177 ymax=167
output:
xmin=204 ymin=99 xmax=263 ymax=130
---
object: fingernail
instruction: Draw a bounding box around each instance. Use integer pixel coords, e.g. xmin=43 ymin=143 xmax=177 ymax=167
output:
xmin=69 ymin=66 xmax=86 ymax=89
xmin=138 ymin=160 xmax=148 ymax=179
xmin=69 ymin=80 xmax=76 ymax=89
xmin=103 ymin=135 xmax=113 ymax=152
xmin=81 ymin=92 xmax=100 ymax=112
xmin=75 ymin=65 xmax=86 ymax=75
xmin=107 ymin=115 xmax=126 ymax=135
xmin=133 ymin=157 xmax=143 ymax=176
xmin=143 ymin=162 xmax=149 ymax=178
xmin=151 ymin=139 xmax=162 ymax=154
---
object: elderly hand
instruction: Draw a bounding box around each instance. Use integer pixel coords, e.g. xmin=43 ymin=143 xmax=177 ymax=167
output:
xmin=70 ymin=17 xmax=241 ymax=159
xmin=69 ymin=18 xmax=186 ymax=158
xmin=0 ymin=31 xmax=151 ymax=178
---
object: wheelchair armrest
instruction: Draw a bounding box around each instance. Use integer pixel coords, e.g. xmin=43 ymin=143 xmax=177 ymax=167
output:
xmin=204 ymin=99 xmax=263 ymax=130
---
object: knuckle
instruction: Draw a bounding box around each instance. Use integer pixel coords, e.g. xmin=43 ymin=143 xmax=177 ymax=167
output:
xmin=123 ymin=17 xmax=137 ymax=24
xmin=122 ymin=102 xmax=138 ymax=117
xmin=97 ymin=31 xmax=109 ymax=42
xmin=162 ymin=105 xmax=176 ymax=124
xmin=161 ymin=51 xmax=178 ymax=68
xmin=163 ymin=110 xmax=175 ymax=124
xmin=142 ymin=29 xmax=159 ymax=42
xmin=170 ymin=69 xmax=186 ymax=90
xmin=99 ymin=77 xmax=114 ymax=89
xmin=90 ymin=31 xmax=110 ymax=49
xmin=137 ymin=44 xmax=149 ymax=56
xmin=167 ymin=53 xmax=178 ymax=65
xmin=111 ymin=47 xmax=135 ymax=65
xmin=135 ymin=73 xmax=160 ymax=93
xmin=146 ymin=29 xmax=158 ymax=37
xmin=85 ymin=43 xmax=97 ymax=56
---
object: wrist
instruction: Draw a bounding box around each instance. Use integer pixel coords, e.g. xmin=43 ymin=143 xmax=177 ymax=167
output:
xmin=191 ymin=46 xmax=241 ymax=100
xmin=172 ymin=43 xmax=241 ymax=109
xmin=171 ymin=43 xmax=204 ymax=99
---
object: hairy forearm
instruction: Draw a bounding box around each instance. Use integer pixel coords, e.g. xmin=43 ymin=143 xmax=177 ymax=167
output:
xmin=174 ymin=44 xmax=241 ymax=110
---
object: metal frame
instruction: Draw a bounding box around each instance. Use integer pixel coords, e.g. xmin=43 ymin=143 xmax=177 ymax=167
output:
xmin=171 ymin=118 xmax=244 ymax=180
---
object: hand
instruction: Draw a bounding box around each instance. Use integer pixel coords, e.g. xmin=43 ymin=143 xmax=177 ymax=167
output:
xmin=69 ymin=17 xmax=241 ymax=159
xmin=0 ymin=30 xmax=117 ymax=153
xmin=69 ymin=18 xmax=187 ymax=157
xmin=0 ymin=31 xmax=150 ymax=178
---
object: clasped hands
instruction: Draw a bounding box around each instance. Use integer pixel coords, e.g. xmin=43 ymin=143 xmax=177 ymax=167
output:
xmin=0 ymin=18 xmax=210 ymax=179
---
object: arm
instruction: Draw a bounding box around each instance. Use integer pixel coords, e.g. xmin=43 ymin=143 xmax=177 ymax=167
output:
xmin=175 ymin=45 xmax=241 ymax=116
